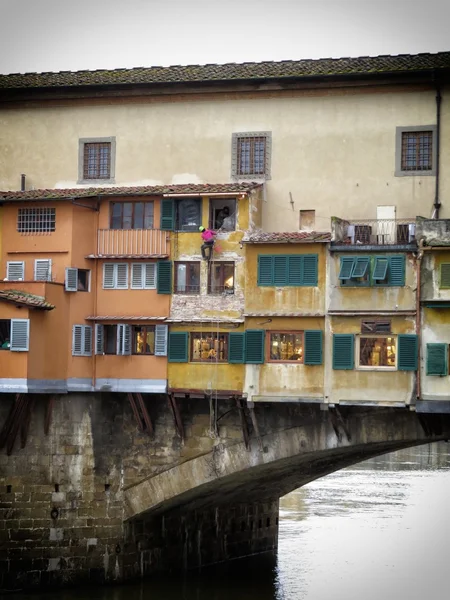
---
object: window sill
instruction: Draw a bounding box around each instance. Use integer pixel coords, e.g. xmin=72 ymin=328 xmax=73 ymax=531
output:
xmin=267 ymin=360 xmax=304 ymax=364
xmin=190 ymin=360 xmax=228 ymax=364
xmin=394 ymin=170 xmax=435 ymax=177
xmin=77 ymin=178 xmax=116 ymax=185
xmin=357 ymin=366 xmax=396 ymax=371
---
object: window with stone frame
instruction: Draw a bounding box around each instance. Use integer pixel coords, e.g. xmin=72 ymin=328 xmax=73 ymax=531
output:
xmin=78 ymin=137 xmax=116 ymax=182
xmin=395 ymin=126 xmax=436 ymax=176
xmin=231 ymin=132 xmax=272 ymax=179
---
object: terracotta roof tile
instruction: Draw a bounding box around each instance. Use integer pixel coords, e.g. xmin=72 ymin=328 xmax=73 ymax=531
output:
xmin=85 ymin=316 xmax=167 ymax=321
xmin=242 ymin=231 xmax=331 ymax=243
xmin=1 ymin=52 xmax=449 ymax=89
xmin=0 ymin=290 xmax=55 ymax=310
xmin=86 ymin=254 xmax=169 ymax=259
xmin=0 ymin=183 xmax=261 ymax=202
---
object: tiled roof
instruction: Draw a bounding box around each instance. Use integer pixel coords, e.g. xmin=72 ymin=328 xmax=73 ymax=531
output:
xmin=0 ymin=183 xmax=261 ymax=202
xmin=1 ymin=52 xmax=449 ymax=89
xmin=166 ymin=317 xmax=244 ymax=324
xmin=242 ymin=231 xmax=331 ymax=243
xmin=0 ymin=290 xmax=55 ymax=310
xmin=86 ymin=254 xmax=169 ymax=260
xmin=85 ymin=316 xmax=167 ymax=321
xmin=244 ymin=312 xmax=325 ymax=317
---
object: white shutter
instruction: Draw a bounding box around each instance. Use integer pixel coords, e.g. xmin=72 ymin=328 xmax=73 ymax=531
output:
xmin=144 ymin=263 xmax=156 ymax=289
xmin=84 ymin=326 xmax=92 ymax=355
xmin=65 ymin=267 xmax=78 ymax=291
xmin=131 ymin=263 xmax=143 ymax=289
xmin=7 ymin=261 xmax=25 ymax=281
xmin=116 ymin=264 xmax=128 ymax=289
xmin=10 ymin=319 xmax=30 ymax=352
xmin=117 ymin=324 xmax=132 ymax=355
xmin=103 ymin=264 xmax=115 ymax=289
xmin=72 ymin=325 xmax=83 ymax=355
xmin=154 ymin=324 xmax=168 ymax=356
xmin=34 ymin=259 xmax=52 ymax=281
xmin=116 ymin=324 xmax=123 ymax=355
xmin=95 ymin=324 xmax=104 ymax=354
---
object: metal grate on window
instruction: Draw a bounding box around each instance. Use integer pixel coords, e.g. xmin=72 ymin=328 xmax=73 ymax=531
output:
xmin=237 ymin=137 xmax=266 ymax=176
xmin=401 ymin=131 xmax=432 ymax=171
xmin=83 ymin=142 xmax=111 ymax=179
xmin=17 ymin=208 xmax=56 ymax=233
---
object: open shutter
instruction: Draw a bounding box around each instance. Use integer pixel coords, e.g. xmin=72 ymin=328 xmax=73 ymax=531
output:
xmin=168 ymin=332 xmax=188 ymax=362
xmin=103 ymin=264 xmax=115 ymax=289
xmin=257 ymin=256 xmax=273 ymax=286
xmin=373 ymin=257 xmax=388 ymax=280
xmin=157 ymin=261 xmax=172 ymax=294
xmin=388 ymin=256 xmax=405 ymax=286
xmin=338 ymin=257 xmax=355 ymax=280
xmin=72 ymin=325 xmax=83 ymax=356
xmin=144 ymin=263 xmax=156 ymax=289
xmin=160 ymin=198 xmax=175 ymax=231
xmin=65 ymin=267 xmax=78 ymax=291
xmin=440 ymin=263 xmax=450 ymax=289
xmin=84 ymin=326 xmax=92 ymax=356
xmin=131 ymin=263 xmax=143 ymax=289
xmin=332 ymin=334 xmax=354 ymax=370
xmin=123 ymin=325 xmax=131 ymax=355
xmin=288 ymin=255 xmax=302 ymax=286
xmin=351 ymin=257 xmax=369 ymax=279
xmin=228 ymin=332 xmax=245 ymax=363
xmin=154 ymin=324 xmax=168 ymax=356
xmin=273 ymin=255 xmax=288 ymax=286
xmin=95 ymin=324 xmax=104 ymax=355
xmin=304 ymin=330 xmax=323 ymax=365
xmin=245 ymin=330 xmax=265 ymax=364
xmin=6 ymin=261 xmax=25 ymax=281
xmin=398 ymin=334 xmax=418 ymax=371
xmin=302 ymin=255 xmax=318 ymax=286
xmin=34 ymin=259 xmax=52 ymax=281
xmin=426 ymin=343 xmax=448 ymax=376
xmin=116 ymin=264 xmax=129 ymax=289
xmin=10 ymin=319 xmax=30 ymax=352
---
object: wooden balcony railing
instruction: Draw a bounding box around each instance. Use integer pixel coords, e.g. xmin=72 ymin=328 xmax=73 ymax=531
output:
xmin=332 ymin=219 xmax=416 ymax=246
xmin=97 ymin=229 xmax=169 ymax=257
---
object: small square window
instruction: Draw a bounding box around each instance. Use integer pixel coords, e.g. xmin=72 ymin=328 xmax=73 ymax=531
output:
xmin=299 ymin=210 xmax=315 ymax=231
xmin=191 ymin=332 xmax=229 ymax=362
xmin=208 ymin=262 xmax=234 ymax=295
xmin=268 ymin=332 xmax=303 ymax=363
xmin=78 ymin=137 xmax=116 ymax=183
xmin=174 ymin=262 xmax=200 ymax=294
xmin=395 ymin=126 xmax=436 ymax=177
xmin=174 ymin=198 xmax=202 ymax=231
xmin=231 ymin=132 xmax=272 ymax=180
xmin=359 ymin=335 xmax=396 ymax=369
xmin=77 ymin=269 xmax=90 ymax=292
xmin=209 ymin=199 xmax=236 ymax=231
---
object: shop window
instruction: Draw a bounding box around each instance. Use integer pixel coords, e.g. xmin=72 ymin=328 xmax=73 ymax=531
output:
xmin=110 ymin=202 xmax=154 ymax=229
xmin=174 ymin=262 xmax=200 ymax=294
xmin=208 ymin=262 xmax=234 ymax=294
xmin=209 ymin=199 xmax=236 ymax=231
xmin=268 ymin=332 xmax=303 ymax=362
xmin=132 ymin=326 xmax=155 ymax=355
xmin=191 ymin=332 xmax=229 ymax=362
xmin=358 ymin=336 xmax=396 ymax=369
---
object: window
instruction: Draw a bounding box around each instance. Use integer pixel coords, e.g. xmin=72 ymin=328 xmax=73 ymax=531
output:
xmin=133 ymin=326 xmax=155 ymax=355
xmin=72 ymin=325 xmax=92 ymax=356
xmin=65 ymin=268 xmax=90 ymax=292
xmin=209 ymin=199 xmax=236 ymax=231
xmin=339 ymin=256 xmax=405 ymax=287
xmin=110 ymin=202 xmax=154 ymax=229
xmin=6 ymin=261 xmax=25 ymax=281
xmin=0 ymin=320 xmax=11 ymax=350
xmin=34 ymin=259 xmax=52 ymax=281
xmin=104 ymin=325 xmax=118 ymax=355
xmin=78 ymin=137 xmax=116 ymax=182
xmin=232 ymin=132 xmax=272 ymax=179
xmin=257 ymin=255 xmax=318 ymax=287
xmin=208 ymin=262 xmax=234 ymax=294
xmin=131 ymin=263 xmax=156 ymax=289
xmin=268 ymin=332 xmax=303 ymax=362
xmin=426 ymin=343 xmax=449 ymax=376
xmin=332 ymin=333 xmax=418 ymax=371
xmin=176 ymin=198 xmax=202 ymax=231
xmin=103 ymin=263 xmax=128 ymax=289
xmin=174 ymin=262 xmax=200 ymax=294
xmin=359 ymin=336 xmax=396 ymax=369
xmin=339 ymin=257 xmax=370 ymax=287
xmin=77 ymin=269 xmax=90 ymax=291
xmin=191 ymin=332 xmax=229 ymax=362
xmin=17 ymin=208 xmax=55 ymax=233
xmin=395 ymin=126 xmax=436 ymax=176
xmin=440 ymin=263 xmax=450 ymax=289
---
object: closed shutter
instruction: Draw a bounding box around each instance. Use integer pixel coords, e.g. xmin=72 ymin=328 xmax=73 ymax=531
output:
xmin=304 ymin=330 xmax=323 ymax=365
xmin=273 ymin=255 xmax=288 ymax=286
xmin=302 ymin=255 xmax=318 ymax=286
xmin=168 ymin=332 xmax=188 ymax=362
xmin=103 ymin=264 xmax=115 ymax=289
xmin=10 ymin=319 xmax=30 ymax=352
xmin=440 ymin=263 xmax=450 ymax=289
xmin=131 ymin=263 xmax=143 ymax=289
xmin=228 ymin=332 xmax=245 ymax=363
xmin=388 ymin=256 xmax=405 ymax=286
xmin=144 ymin=263 xmax=156 ymax=289
xmin=95 ymin=324 xmax=104 ymax=354
xmin=245 ymin=330 xmax=265 ymax=364
xmin=426 ymin=343 xmax=448 ymax=376
xmin=351 ymin=257 xmax=369 ymax=278
xmin=288 ymin=255 xmax=303 ymax=286
xmin=72 ymin=325 xmax=83 ymax=356
xmin=117 ymin=324 xmax=131 ymax=355
xmin=131 ymin=263 xmax=156 ymax=289
xmin=154 ymin=324 xmax=168 ymax=356
xmin=398 ymin=334 xmax=418 ymax=371
xmin=116 ymin=264 xmax=129 ymax=289
xmin=257 ymin=255 xmax=274 ymax=286
xmin=83 ymin=326 xmax=92 ymax=356
xmin=332 ymin=334 xmax=354 ymax=370
xmin=65 ymin=267 xmax=78 ymax=291
xmin=7 ymin=261 xmax=25 ymax=281
xmin=160 ymin=198 xmax=175 ymax=230
xmin=34 ymin=259 xmax=52 ymax=281
xmin=157 ymin=261 xmax=172 ymax=294
xmin=373 ymin=257 xmax=389 ymax=280
xmin=338 ymin=257 xmax=355 ymax=280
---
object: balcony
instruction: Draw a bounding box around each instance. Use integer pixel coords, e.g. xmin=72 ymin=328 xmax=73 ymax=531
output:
xmin=331 ymin=218 xmax=416 ymax=247
xmin=92 ymin=229 xmax=169 ymax=258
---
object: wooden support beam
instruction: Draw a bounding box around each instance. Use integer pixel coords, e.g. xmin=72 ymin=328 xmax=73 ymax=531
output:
xmin=20 ymin=397 xmax=35 ymax=449
xmin=248 ymin=405 xmax=264 ymax=452
xmin=136 ymin=393 xmax=153 ymax=436
xmin=236 ymin=397 xmax=250 ymax=450
xmin=6 ymin=395 xmax=28 ymax=455
xmin=0 ymin=394 xmax=21 ymax=449
xmin=127 ymin=393 xmax=144 ymax=431
xmin=167 ymin=393 xmax=185 ymax=442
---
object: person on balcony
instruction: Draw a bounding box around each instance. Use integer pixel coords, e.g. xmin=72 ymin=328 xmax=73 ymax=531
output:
xmin=199 ymin=226 xmax=216 ymax=260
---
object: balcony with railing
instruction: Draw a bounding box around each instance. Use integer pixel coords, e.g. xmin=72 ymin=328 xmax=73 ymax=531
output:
xmin=331 ymin=217 xmax=416 ymax=247
xmin=92 ymin=229 xmax=170 ymax=258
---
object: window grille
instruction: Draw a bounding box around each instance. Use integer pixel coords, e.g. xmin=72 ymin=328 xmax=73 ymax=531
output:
xmin=231 ymin=132 xmax=272 ymax=180
xmin=83 ymin=142 xmax=111 ymax=179
xmin=17 ymin=208 xmax=55 ymax=233
xmin=401 ymin=131 xmax=433 ymax=171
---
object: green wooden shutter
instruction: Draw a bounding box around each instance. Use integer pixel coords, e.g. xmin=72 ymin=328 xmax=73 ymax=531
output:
xmin=388 ymin=256 xmax=405 ymax=286
xmin=301 ymin=255 xmax=318 ymax=286
xmin=339 ymin=257 xmax=355 ymax=280
xmin=351 ymin=257 xmax=369 ymax=278
xmin=288 ymin=255 xmax=302 ymax=285
xmin=426 ymin=343 xmax=448 ymax=376
xmin=273 ymin=255 xmax=288 ymax=286
xmin=160 ymin=198 xmax=175 ymax=230
xmin=304 ymin=330 xmax=323 ymax=365
xmin=398 ymin=334 xmax=418 ymax=371
xmin=373 ymin=257 xmax=389 ymax=280
xmin=228 ymin=332 xmax=245 ymax=364
xmin=168 ymin=332 xmax=188 ymax=362
xmin=245 ymin=330 xmax=265 ymax=364
xmin=440 ymin=263 xmax=450 ymax=289
xmin=332 ymin=334 xmax=354 ymax=370
xmin=157 ymin=261 xmax=172 ymax=294
xmin=258 ymin=255 xmax=274 ymax=286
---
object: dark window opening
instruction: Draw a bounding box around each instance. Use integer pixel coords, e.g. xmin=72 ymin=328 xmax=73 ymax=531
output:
xmin=401 ymin=131 xmax=433 ymax=172
xmin=110 ymin=201 xmax=154 ymax=230
xmin=266 ymin=517 xmax=271 ymax=527
xmin=208 ymin=262 xmax=234 ymax=295
xmin=191 ymin=332 xmax=229 ymax=362
xmin=174 ymin=262 xmax=200 ymax=294
xmin=0 ymin=320 xmax=11 ymax=350
xmin=54 ymin=484 xmax=59 ymax=492
xmin=83 ymin=142 xmax=111 ymax=180
xmin=77 ymin=269 xmax=90 ymax=292
xmin=6 ymin=485 xmax=12 ymax=493
xmin=175 ymin=198 xmax=202 ymax=231
xmin=237 ymin=136 xmax=266 ymax=176
xmin=132 ymin=326 xmax=155 ymax=355
xmin=209 ymin=199 xmax=236 ymax=231
xmin=104 ymin=325 xmax=118 ymax=355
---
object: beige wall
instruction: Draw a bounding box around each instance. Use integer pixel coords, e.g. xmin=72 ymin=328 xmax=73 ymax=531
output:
xmin=1 ymin=86 xmax=448 ymax=232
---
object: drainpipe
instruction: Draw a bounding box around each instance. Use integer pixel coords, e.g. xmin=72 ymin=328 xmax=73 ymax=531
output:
xmin=20 ymin=174 xmax=26 ymax=191
xmin=415 ymin=239 xmax=424 ymax=400
xmin=433 ymin=85 xmax=442 ymax=218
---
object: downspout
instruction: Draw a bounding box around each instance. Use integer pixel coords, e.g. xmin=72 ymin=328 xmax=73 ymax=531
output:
xmin=415 ymin=239 xmax=424 ymax=401
xmin=433 ymin=84 xmax=441 ymax=218
xmin=92 ymin=204 xmax=99 ymax=391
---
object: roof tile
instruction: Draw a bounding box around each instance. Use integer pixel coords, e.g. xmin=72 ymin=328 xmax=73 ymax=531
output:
xmin=0 ymin=290 xmax=55 ymax=310
xmin=242 ymin=231 xmax=331 ymax=243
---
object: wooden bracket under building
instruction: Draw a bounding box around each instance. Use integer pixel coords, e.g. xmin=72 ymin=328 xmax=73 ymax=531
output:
xmin=236 ymin=397 xmax=250 ymax=450
xmin=0 ymin=394 xmax=34 ymax=455
xmin=167 ymin=393 xmax=185 ymax=442
xmin=329 ymin=406 xmax=352 ymax=443
xmin=127 ymin=392 xmax=154 ymax=436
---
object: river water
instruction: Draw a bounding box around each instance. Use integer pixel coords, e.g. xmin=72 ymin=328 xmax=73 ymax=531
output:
xmin=10 ymin=442 xmax=450 ymax=600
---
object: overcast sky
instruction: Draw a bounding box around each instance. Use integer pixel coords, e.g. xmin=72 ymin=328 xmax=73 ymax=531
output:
xmin=0 ymin=0 xmax=449 ymax=74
